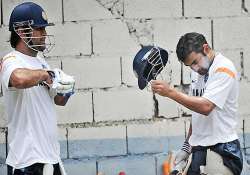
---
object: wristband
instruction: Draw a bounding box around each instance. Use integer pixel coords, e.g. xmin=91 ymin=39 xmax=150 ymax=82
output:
xmin=181 ymin=141 xmax=192 ymax=154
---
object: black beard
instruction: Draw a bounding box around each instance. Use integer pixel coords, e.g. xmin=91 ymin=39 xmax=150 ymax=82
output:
xmin=197 ymin=68 xmax=209 ymax=75
xmin=29 ymin=40 xmax=46 ymax=52
xmin=35 ymin=46 xmax=46 ymax=52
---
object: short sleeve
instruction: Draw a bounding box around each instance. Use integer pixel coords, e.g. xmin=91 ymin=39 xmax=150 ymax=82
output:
xmin=1 ymin=55 xmax=23 ymax=89
xmin=202 ymin=67 xmax=236 ymax=109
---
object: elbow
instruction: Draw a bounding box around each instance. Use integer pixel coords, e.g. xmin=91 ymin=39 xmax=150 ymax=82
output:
xmin=202 ymin=110 xmax=211 ymax=116
xmin=198 ymin=98 xmax=215 ymax=116
xmin=201 ymin=105 xmax=214 ymax=116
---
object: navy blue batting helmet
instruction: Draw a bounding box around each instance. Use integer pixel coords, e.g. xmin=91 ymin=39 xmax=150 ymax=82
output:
xmin=133 ymin=46 xmax=168 ymax=90
xmin=9 ymin=2 xmax=54 ymax=31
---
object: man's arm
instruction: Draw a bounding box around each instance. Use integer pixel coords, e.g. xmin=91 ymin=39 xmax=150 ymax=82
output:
xmin=50 ymin=69 xmax=75 ymax=106
xmin=169 ymin=89 xmax=215 ymax=116
xmin=151 ymin=80 xmax=215 ymax=116
xmin=10 ymin=68 xmax=52 ymax=88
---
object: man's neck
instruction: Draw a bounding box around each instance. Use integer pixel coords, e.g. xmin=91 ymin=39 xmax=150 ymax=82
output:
xmin=15 ymin=44 xmax=38 ymax=57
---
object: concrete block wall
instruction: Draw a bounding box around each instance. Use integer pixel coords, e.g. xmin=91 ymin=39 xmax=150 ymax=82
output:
xmin=0 ymin=129 xmax=7 ymax=174
xmin=1 ymin=0 xmax=250 ymax=174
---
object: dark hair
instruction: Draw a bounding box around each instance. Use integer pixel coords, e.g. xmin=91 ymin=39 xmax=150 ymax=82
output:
xmin=10 ymin=31 xmax=21 ymax=48
xmin=176 ymin=32 xmax=208 ymax=62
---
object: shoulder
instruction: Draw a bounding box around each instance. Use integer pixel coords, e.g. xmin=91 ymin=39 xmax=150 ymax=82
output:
xmin=0 ymin=51 xmax=24 ymax=72
xmin=2 ymin=51 xmax=27 ymax=62
xmin=2 ymin=52 xmax=17 ymax=62
xmin=210 ymin=53 xmax=237 ymax=78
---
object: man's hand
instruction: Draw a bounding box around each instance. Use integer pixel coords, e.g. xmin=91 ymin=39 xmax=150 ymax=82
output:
xmin=38 ymin=70 xmax=53 ymax=86
xmin=44 ymin=72 xmax=53 ymax=85
xmin=171 ymin=150 xmax=190 ymax=174
xmin=151 ymin=80 xmax=174 ymax=97
xmin=51 ymin=68 xmax=75 ymax=97
xmin=174 ymin=149 xmax=190 ymax=166
xmin=170 ymin=141 xmax=192 ymax=174
xmin=48 ymin=69 xmax=75 ymax=105
xmin=175 ymin=141 xmax=192 ymax=164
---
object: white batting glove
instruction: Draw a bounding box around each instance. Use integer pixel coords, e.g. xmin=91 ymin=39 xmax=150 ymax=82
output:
xmin=175 ymin=141 xmax=192 ymax=165
xmin=50 ymin=68 xmax=75 ymax=97
xmin=171 ymin=141 xmax=192 ymax=174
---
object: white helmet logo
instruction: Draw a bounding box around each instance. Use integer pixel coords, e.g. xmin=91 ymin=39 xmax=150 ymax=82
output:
xmin=42 ymin=11 xmax=48 ymax=21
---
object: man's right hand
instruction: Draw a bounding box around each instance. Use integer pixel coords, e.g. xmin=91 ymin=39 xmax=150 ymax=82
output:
xmin=38 ymin=70 xmax=53 ymax=86
xmin=44 ymin=70 xmax=53 ymax=85
xmin=174 ymin=149 xmax=190 ymax=165
xmin=170 ymin=141 xmax=192 ymax=174
xmin=175 ymin=141 xmax=192 ymax=165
